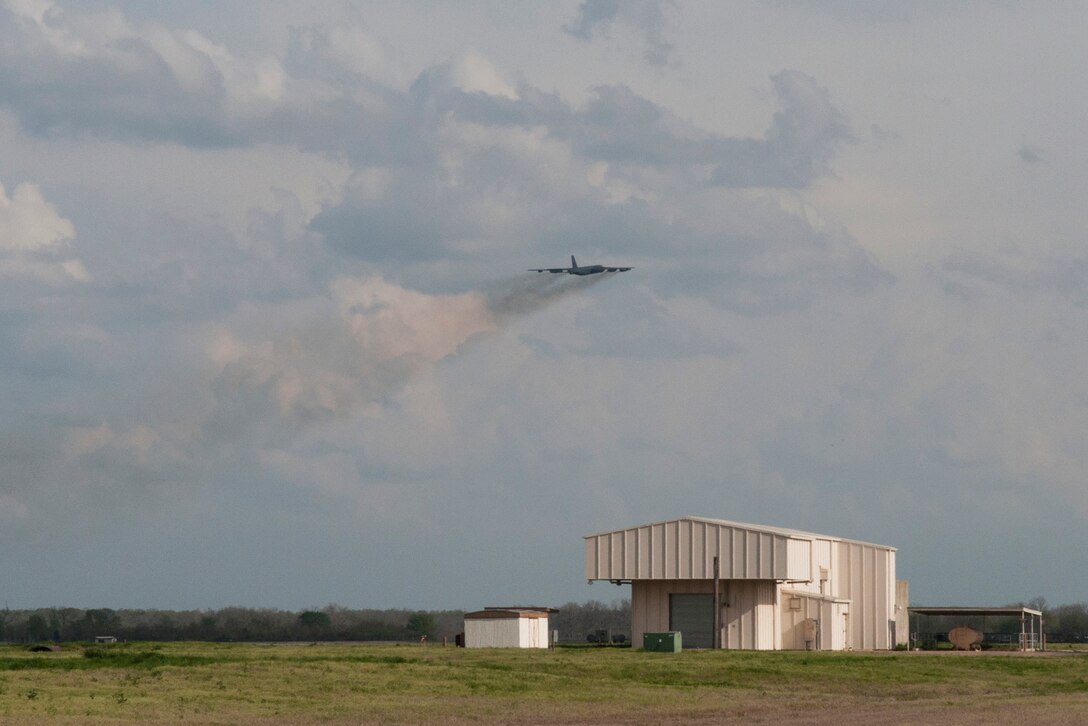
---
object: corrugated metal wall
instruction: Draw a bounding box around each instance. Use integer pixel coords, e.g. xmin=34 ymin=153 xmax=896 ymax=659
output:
xmin=895 ymin=576 xmax=909 ymax=646
xmin=786 ymin=538 xmax=812 ymax=582
xmin=780 ymin=592 xmax=821 ymax=650
xmin=585 ymin=519 xmax=794 ymax=581
xmin=631 ymin=579 xmax=777 ymax=650
xmin=519 ymin=617 xmax=548 ymax=648
xmin=831 ymin=602 xmax=850 ymax=650
xmin=834 ymin=541 xmax=894 ymax=650
xmin=465 ymin=618 xmax=520 ymax=648
xmin=753 ymin=581 xmax=777 ymax=650
xmin=630 ymin=579 xmax=710 ymax=647
xmin=780 ymin=590 xmax=852 ymax=651
xmin=588 ymin=518 xmax=898 ymax=650
xmin=466 ymin=617 xmax=548 ymax=648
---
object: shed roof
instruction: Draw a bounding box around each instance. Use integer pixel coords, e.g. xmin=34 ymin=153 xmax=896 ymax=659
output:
xmin=465 ymin=608 xmax=555 ymax=620
xmin=908 ymin=606 xmax=1043 ymax=617
xmin=585 ymin=516 xmax=895 ymax=551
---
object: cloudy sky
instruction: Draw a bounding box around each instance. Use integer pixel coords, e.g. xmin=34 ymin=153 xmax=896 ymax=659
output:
xmin=2 ymin=0 xmax=1086 ymax=611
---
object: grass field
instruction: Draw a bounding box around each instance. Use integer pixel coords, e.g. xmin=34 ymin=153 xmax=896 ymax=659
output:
xmin=2 ymin=641 xmax=1088 ymax=725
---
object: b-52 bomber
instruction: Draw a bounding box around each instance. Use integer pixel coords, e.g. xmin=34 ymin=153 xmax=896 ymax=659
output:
xmin=529 ymin=255 xmax=633 ymax=275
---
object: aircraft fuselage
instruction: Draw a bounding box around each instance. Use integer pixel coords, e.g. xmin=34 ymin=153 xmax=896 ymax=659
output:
xmin=529 ymin=256 xmax=632 ymax=275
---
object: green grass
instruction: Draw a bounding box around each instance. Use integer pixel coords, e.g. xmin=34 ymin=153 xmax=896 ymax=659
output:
xmin=1 ymin=642 xmax=1087 ymax=724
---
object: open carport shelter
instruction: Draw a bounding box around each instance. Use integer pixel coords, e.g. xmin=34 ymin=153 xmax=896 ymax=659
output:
xmin=585 ymin=516 xmax=907 ymax=650
xmin=908 ymin=606 xmax=1045 ymax=651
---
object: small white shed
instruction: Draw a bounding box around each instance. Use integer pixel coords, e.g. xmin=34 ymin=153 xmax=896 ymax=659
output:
xmin=463 ymin=607 xmax=556 ymax=648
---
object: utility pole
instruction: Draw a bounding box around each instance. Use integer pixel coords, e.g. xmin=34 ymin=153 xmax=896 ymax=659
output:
xmin=713 ymin=555 xmax=721 ymax=649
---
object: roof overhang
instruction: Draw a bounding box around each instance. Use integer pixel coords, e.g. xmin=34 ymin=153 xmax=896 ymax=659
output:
xmin=584 ymin=515 xmax=896 ymax=551
xmin=465 ymin=607 xmax=558 ymax=620
xmin=908 ymin=607 xmax=1043 ymax=617
xmin=780 ymin=588 xmax=850 ymax=605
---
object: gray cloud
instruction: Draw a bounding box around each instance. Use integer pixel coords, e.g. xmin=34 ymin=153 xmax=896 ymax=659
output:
xmin=0 ymin=5 xmax=852 ymax=196
xmin=0 ymin=6 xmax=239 ymax=147
xmin=771 ymin=0 xmax=953 ymax=25
xmin=0 ymin=4 xmax=878 ymax=599
xmin=710 ymin=71 xmax=855 ymax=188
xmin=1017 ymin=143 xmax=1046 ymax=164
xmin=0 ymin=178 xmax=87 ymax=284
xmin=312 ymin=64 xmax=877 ymax=313
xmin=940 ymin=247 xmax=1088 ymax=307
xmin=564 ymin=0 xmax=676 ymax=67
xmin=564 ymin=0 xmax=621 ymax=40
xmin=0 ymin=5 xmax=417 ymax=163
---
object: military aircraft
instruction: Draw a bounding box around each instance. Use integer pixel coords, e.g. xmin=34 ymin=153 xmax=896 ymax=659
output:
xmin=529 ymin=255 xmax=632 ymax=275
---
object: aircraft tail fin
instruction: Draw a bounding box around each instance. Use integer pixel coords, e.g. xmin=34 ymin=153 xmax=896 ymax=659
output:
xmin=571 ymin=255 xmax=577 ymax=268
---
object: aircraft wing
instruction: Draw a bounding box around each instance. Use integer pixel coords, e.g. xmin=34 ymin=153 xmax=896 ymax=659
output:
xmin=528 ymin=267 xmax=571 ymax=273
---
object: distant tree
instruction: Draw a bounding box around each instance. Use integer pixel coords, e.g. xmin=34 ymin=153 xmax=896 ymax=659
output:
xmin=51 ymin=608 xmax=82 ymax=641
xmin=299 ymin=611 xmax=332 ymax=630
xmin=405 ymin=612 xmax=436 ymax=639
xmin=1044 ymin=603 xmax=1088 ymax=642
xmin=81 ymin=608 xmax=121 ymax=638
xmin=27 ymin=614 xmax=49 ymax=642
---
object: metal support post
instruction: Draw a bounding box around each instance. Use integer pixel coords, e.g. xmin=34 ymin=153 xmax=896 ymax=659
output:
xmin=713 ymin=555 xmax=721 ymax=649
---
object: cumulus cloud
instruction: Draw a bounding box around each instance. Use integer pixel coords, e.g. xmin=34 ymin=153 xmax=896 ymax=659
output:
xmin=564 ymin=0 xmax=676 ymax=67
xmin=0 ymin=0 xmax=857 ymax=247
xmin=311 ymin=61 xmax=877 ymax=313
xmin=0 ymin=4 xmax=869 ymax=481
xmin=710 ymin=71 xmax=854 ymax=188
xmin=0 ymin=178 xmax=87 ymax=283
xmin=408 ymin=65 xmax=854 ymax=187
xmin=0 ymin=2 xmax=230 ymax=145
xmin=0 ymin=0 xmax=338 ymax=147
xmin=447 ymin=50 xmax=519 ymax=100
xmin=0 ymin=179 xmax=73 ymax=252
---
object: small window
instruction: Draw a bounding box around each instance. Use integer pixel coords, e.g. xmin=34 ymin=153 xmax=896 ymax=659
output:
xmin=789 ymin=597 xmax=802 ymax=611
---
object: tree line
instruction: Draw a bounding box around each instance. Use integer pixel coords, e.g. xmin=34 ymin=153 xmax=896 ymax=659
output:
xmin=0 ymin=599 xmax=631 ymax=644
xmin=19 ymin=596 xmax=1085 ymax=645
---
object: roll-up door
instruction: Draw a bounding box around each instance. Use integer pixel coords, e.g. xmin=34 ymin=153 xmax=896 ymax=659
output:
xmin=669 ymin=593 xmax=713 ymax=648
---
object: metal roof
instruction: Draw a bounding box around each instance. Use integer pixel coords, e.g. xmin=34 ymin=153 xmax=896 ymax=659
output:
xmin=908 ymin=606 xmax=1043 ymax=617
xmin=465 ymin=608 xmax=554 ymax=620
xmin=585 ymin=516 xmax=896 ymax=551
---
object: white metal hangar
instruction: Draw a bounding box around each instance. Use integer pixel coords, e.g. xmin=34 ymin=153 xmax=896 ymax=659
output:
xmin=585 ymin=516 xmax=907 ymax=651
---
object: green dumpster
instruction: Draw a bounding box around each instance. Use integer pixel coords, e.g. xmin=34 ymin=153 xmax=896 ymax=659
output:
xmin=643 ymin=631 xmax=682 ymax=652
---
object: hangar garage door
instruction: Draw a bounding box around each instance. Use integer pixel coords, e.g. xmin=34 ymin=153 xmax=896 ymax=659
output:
xmin=669 ymin=593 xmax=713 ymax=648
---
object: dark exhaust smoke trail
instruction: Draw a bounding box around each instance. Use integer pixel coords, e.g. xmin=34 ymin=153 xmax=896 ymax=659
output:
xmin=484 ymin=273 xmax=612 ymax=321
xmin=201 ymin=272 xmax=617 ymax=440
